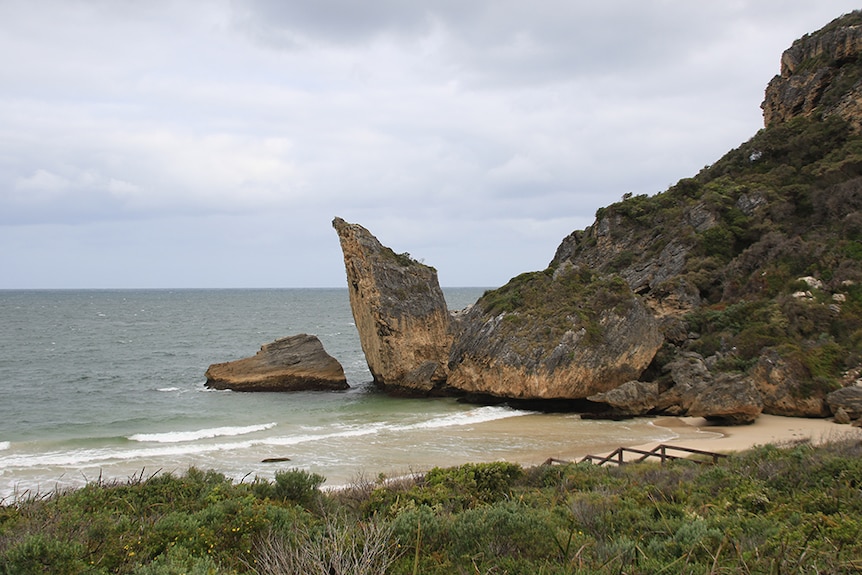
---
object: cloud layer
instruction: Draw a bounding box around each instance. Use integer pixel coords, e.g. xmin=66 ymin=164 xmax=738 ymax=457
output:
xmin=0 ymin=1 xmax=853 ymax=288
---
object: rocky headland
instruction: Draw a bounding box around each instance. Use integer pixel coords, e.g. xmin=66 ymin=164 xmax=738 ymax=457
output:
xmin=334 ymin=11 xmax=862 ymax=426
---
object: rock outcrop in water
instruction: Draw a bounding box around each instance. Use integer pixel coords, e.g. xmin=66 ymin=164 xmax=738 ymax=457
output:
xmin=332 ymin=217 xmax=453 ymax=395
xmin=205 ymin=334 xmax=348 ymax=392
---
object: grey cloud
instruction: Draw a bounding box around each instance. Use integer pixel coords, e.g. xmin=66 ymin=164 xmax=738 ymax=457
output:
xmin=230 ymin=1 xmax=767 ymax=87
xmin=0 ymin=0 xmax=855 ymax=287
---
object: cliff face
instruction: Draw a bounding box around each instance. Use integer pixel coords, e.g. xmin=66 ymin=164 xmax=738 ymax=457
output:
xmin=762 ymin=11 xmax=862 ymax=130
xmin=332 ymin=217 xmax=453 ymax=394
xmin=547 ymin=11 xmax=862 ymax=421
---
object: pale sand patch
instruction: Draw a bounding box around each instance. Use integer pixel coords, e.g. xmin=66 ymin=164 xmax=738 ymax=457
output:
xmin=633 ymin=414 xmax=862 ymax=456
xmin=528 ymin=415 xmax=862 ymax=467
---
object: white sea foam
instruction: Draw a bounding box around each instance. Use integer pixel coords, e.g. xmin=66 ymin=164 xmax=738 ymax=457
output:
xmin=128 ymin=422 xmax=277 ymax=443
xmin=157 ymin=387 xmax=180 ymax=392
xmin=0 ymin=408 xmax=533 ymax=474
xmin=260 ymin=406 xmax=530 ymax=447
xmin=0 ymin=441 xmax=9 ymax=451
xmin=398 ymin=406 xmax=532 ymax=431
xmin=262 ymin=422 xmax=390 ymax=447
xmin=0 ymin=440 xmax=260 ymax=469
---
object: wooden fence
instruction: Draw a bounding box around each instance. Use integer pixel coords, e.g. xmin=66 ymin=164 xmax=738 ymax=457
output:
xmin=544 ymin=444 xmax=727 ymax=467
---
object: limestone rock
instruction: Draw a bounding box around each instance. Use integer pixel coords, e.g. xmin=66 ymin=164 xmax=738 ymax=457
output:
xmin=655 ymin=353 xmax=763 ymax=424
xmin=332 ymin=217 xmax=453 ymax=394
xmin=750 ymin=349 xmax=830 ymax=417
xmin=446 ymin=267 xmax=663 ymax=400
xmin=687 ymin=373 xmax=764 ymax=425
xmin=827 ymin=385 xmax=862 ymax=420
xmin=762 ymin=13 xmax=862 ymax=130
xmin=834 ymin=407 xmax=852 ymax=424
xmin=550 ymin=215 xmax=694 ymax=303
xmin=205 ymin=334 xmax=348 ymax=392
xmin=549 ymin=215 xmax=699 ymax=319
xmin=588 ymin=381 xmax=659 ymax=416
xmin=655 ymin=352 xmax=712 ymax=414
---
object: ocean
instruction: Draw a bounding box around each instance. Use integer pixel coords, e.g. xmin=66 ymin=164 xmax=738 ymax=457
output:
xmin=0 ymin=288 xmax=686 ymax=500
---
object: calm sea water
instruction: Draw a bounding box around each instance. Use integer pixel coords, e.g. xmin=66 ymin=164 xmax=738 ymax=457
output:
xmin=0 ymin=288 xmax=685 ymax=500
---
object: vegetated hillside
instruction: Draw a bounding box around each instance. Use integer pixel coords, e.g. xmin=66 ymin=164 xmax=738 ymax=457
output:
xmin=480 ymin=10 xmax=862 ymax=418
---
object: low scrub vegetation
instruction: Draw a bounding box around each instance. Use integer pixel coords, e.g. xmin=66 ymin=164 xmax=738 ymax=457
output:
xmin=478 ymin=267 xmax=635 ymax=347
xmin=2 ymin=439 xmax=862 ymax=574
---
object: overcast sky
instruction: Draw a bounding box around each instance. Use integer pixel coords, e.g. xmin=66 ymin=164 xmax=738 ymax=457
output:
xmin=0 ymin=1 xmax=854 ymax=289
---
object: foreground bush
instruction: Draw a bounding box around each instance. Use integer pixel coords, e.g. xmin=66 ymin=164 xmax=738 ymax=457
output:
xmin=2 ymin=440 xmax=862 ymax=574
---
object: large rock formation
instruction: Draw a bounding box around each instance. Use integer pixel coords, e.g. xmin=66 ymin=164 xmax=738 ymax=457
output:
xmin=332 ymin=219 xmax=663 ymax=402
xmin=588 ymin=381 xmax=659 ymax=416
xmin=329 ymin=12 xmax=862 ymax=424
xmin=446 ymin=264 xmax=663 ymax=400
xmin=332 ymin=217 xmax=453 ymax=394
xmin=762 ymin=11 xmax=862 ymax=130
xmin=205 ymin=334 xmax=348 ymax=392
xmin=686 ymin=373 xmax=763 ymax=425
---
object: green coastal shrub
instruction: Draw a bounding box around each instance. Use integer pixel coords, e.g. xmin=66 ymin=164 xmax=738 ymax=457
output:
xmin=131 ymin=545 xmax=223 ymax=575
xmin=0 ymin=534 xmax=90 ymax=575
xmin=447 ymin=501 xmax=561 ymax=561
xmin=273 ymin=468 xmax=325 ymax=506
xmin=422 ymin=461 xmax=523 ymax=507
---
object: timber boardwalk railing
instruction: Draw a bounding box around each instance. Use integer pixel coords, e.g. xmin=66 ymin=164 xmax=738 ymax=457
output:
xmin=544 ymin=444 xmax=727 ymax=467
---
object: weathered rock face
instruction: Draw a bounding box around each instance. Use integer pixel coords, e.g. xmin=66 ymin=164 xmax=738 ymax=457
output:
xmin=659 ymin=359 xmax=765 ymax=425
xmin=332 ymin=217 xmax=453 ymax=394
xmin=654 ymin=352 xmax=714 ymax=416
xmin=750 ymin=349 xmax=830 ymax=417
xmin=588 ymin=381 xmax=659 ymax=416
xmin=686 ymin=373 xmax=763 ymax=425
xmin=827 ymin=385 xmax=862 ymax=420
xmin=446 ymin=265 xmax=663 ymax=400
xmin=205 ymin=334 xmax=348 ymax=392
xmin=762 ymin=12 xmax=862 ymax=130
xmin=550 ymin=217 xmax=696 ymax=313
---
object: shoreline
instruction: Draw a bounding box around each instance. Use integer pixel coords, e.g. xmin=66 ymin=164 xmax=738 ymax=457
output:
xmin=507 ymin=414 xmax=862 ymax=470
xmin=4 ymin=413 xmax=860 ymax=500
xmin=619 ymin=414 xmax=862 ymax=459
xmin=328 ymin=414 xmax=862 ymax=491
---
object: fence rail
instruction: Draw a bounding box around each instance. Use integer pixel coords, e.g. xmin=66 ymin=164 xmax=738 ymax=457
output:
xmin=543 ymin=444 xmax=727 ymax=467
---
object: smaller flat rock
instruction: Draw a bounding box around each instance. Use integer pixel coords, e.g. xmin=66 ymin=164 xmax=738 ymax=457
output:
xmin=205 ymin=334 xmax=349 ymax=392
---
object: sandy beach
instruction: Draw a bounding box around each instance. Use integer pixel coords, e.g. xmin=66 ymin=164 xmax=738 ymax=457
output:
xmin=619 ymin=414 xmax=862 ymax=460
xmin=478 ymin=413 xmax=862 ymax=472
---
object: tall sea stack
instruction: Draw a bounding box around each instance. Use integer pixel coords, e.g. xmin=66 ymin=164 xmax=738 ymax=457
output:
xmin=332 ymin=217 xmax=453 ymax=395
